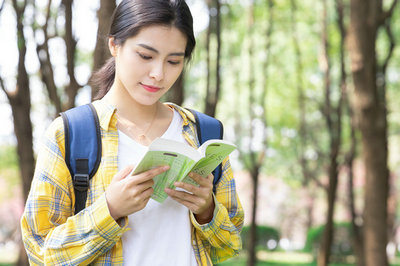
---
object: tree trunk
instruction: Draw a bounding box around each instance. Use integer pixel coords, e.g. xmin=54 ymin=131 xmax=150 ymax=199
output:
xmin=247 ymin=167 xmax=260 ymax=266
xmin=336 ymin=0 xmax=365 ymax=264
xmin=344 ymin=78 xmax=364 ymax=266
xmin=246 ymin=2 xmax=257 ymax=265
xmin=347 ymin=139 xmax=365 ymax=266
xmin=9 ymin=83 xmax=35 ymax=266
xmin=318 ymin=158 xmax=339 ymax=266
xmin=318 ymin=0 xmax=342 ymax=264
xmin=35 ymin=0 xmax=62 ymax=116
xmin=205 ymin=0 xmax=212 ymax=112
xmin=348 ymin=0 xmax=394 ymax=265
xmin=204 ymin=0 xmax=221 ymax=117
xmin=2 ymin=1 xmax=36 ymax=265
xmin=62 ymin=0 xmax=81 ymax=109
xmin=8 ymin=0 xmax=34 ymax=231
xmin=91 ymin=0 xmax=116 ymax=99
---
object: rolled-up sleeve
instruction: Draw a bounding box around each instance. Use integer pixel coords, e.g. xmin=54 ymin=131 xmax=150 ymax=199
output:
xmin=20 ymin=117 xmax=127 ymax=265
xmin=190 ymin=158 xmax=244 ymax=264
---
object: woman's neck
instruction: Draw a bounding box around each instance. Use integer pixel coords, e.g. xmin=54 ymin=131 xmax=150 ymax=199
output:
xmin=104 ymin=84 xmax=159 ymax=124
xmin=104 ymin=84 xmax=173 ymax=145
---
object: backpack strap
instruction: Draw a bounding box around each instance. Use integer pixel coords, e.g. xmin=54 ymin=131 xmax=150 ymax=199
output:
xmin=187 ymin=109 xmax=223 ymax=193
xmin=60 ymin=103 xmax=102 ymax=215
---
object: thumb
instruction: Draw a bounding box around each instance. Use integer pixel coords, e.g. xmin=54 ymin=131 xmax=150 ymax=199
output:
xmin=112 ymin=164 xmax=134 ymax=183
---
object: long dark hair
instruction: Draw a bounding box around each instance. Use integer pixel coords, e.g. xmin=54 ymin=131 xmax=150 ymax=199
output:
xmin=91 ymin=0 xmax=196 ymax=100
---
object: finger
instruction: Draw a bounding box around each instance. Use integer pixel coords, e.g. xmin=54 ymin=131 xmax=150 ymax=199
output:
xmin=169 ymin=196 xmax=198 ymax=211
xmin=131 ymin=165 xmax=170 ymax=184
xmin=165 ymin=188 xmax=198 ymax=204
xmin=188 ymin=172 xmax=213 ymax=188
xmin=141 ymin=186 xmax=154 ymax=201
xmin=125 ymin=179 xmax=154 ymax=194
xmin=112 ymin=164 xmax=134 ymax=182
xmin=174 ymin=181 xmax=200 ymax=195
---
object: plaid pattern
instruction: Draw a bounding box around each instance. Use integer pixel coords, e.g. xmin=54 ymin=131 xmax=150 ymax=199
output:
xmin=21 ymin=99 xmax=244 ymax=265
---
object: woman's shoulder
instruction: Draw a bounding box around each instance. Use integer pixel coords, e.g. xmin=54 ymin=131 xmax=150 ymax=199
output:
xmin=39 ymin=116 xmax=66 ymax=154
xmin=164 ymin=102 xmax=196 ymax=124
xmin=45 ymin=116 xmax=65 ymax=137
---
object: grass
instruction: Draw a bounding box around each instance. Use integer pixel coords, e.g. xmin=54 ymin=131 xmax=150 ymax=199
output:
xmin=217 ymin=251 xmax=333 ymax=266
xmin=1 ymin=249 xmax=400 ymax=266
xmin=216 ymin=250 xmax=400 ymax=266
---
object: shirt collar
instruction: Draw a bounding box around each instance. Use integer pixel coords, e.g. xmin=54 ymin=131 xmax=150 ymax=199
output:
xmin=91 ymin=99 xmax=196 ymax=131
xmin=91 ymin=98 xmax=117 ymax=131
xmin=165 ymin=102 xmax=196 ymax=126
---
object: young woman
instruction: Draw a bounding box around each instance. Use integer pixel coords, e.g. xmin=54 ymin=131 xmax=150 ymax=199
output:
xmin=21 ymin=0 xmax=244 ymax=265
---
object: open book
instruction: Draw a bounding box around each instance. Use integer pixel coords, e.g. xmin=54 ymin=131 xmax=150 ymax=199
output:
xmin=130 ymin=137 xmax=236 ymax=203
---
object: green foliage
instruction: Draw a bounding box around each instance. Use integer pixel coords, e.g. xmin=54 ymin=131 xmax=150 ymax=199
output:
xmin=303 ymin=224 xmax=324 ymax=253
xmin=0 ymin=145 xmax=20 ymax=203
xmin=303 ymin=222 xmax=354 ymax=258
xmin=241 ymin=225 xmax=280 ymax=251
xmin=0 ymin=145 xmax=18 ymax=171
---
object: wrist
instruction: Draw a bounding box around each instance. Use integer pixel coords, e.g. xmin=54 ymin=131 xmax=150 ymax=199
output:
xmin=105 ymin=192 xmax=120 ymax=221
xmin=195 ymin=200 xmax=215 ymax=224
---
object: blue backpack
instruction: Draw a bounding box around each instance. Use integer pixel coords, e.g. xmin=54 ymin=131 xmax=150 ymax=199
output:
xmin=61 ymin=103 xmax=224 ymax=215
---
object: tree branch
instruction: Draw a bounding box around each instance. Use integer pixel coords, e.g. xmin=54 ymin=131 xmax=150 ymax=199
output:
xmin=261 ymin=0 xmax=273 ymax=150
xmin=379 ymin=0 xmax=398 ymax=25
xmin=0 ymin=0 xmax=8 ymax=99
xmin=62 ymin=0 xmax=82 ymax=109
xmin=0 ymin=0 xmax=5 ymax=14
xmin=381 ymin=20 xmax=395 ymax=76
xmin=310 ymin=174 xmax=327 ymax=190
xmin=34 ymin=0 xmax=62 ymax=115
xmin=0 ymin=75 xmax=10 ymax=100
xmin=11 ymin=0 xmax=27 ymax=15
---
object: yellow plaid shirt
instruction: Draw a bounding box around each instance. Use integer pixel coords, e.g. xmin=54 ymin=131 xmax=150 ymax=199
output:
xmin=21 ymin=99 xmax=244 ymax=265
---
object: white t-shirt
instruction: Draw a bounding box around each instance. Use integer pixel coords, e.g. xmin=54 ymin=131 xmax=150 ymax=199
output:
xmin=119 ymin=109 xmax=197 ymax=266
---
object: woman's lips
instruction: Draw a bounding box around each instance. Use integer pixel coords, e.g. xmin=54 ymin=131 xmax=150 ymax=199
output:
xmin=141 ymin=83 xmax=161 ymax=93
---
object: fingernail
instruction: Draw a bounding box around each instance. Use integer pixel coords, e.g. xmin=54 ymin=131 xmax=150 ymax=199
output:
xmin=163 ymin=166 xmax=170 ymax=170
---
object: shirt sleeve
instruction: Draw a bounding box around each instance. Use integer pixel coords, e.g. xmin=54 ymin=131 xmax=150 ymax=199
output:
xmin=190 ymin=157 xmax=244 ymax=264
xmin=20 ymin=117 xmax=128 ymax=265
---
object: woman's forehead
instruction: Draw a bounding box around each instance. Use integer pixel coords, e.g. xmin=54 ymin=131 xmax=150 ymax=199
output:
xmin=125 ymin=25 xmax=187 ymax=54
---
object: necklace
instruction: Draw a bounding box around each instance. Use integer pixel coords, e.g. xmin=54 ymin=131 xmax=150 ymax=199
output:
xmin=117 ymin=104 xmax=158 ymax=145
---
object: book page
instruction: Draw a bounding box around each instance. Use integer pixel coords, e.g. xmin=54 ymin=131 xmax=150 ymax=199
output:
xmin=182 ymin=141 xmax=236 ymax=185
xmin=148 ymin=138 xmax=202 ymax=161
xmin=131 ymin=150 xmax=197 ymax=203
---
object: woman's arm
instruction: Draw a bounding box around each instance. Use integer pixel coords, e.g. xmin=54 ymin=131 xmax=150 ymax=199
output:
xmin=20 ymin=118 xmax=127 ymax=265
xmin=189 ymin=158 xmax=244 ymax=263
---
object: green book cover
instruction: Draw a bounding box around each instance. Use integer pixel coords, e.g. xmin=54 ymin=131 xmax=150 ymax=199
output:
xmin=130 ymin=137 xmax=236 ymax=203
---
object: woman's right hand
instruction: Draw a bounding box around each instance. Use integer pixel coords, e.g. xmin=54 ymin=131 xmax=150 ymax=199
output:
xmin=105 ymin=165 xmax=169 ymax=220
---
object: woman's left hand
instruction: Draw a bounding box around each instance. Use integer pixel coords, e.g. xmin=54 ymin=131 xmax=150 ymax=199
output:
xmin=165 ymin=172 xmax=215 ymax=224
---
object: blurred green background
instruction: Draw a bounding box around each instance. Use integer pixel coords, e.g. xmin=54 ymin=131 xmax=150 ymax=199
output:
xmin=1 ymin=0 xmax=400 ymax=265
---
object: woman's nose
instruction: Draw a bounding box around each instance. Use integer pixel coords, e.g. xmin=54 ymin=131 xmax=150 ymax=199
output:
xmin=149 ymin=62 xmax=164 ymax=81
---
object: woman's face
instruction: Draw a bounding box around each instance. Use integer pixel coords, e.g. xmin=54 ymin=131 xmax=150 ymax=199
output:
xmin=109 ymin=25 xmax=187 ymax=106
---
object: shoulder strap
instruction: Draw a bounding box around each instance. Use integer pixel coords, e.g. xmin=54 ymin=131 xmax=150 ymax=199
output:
xmin=60 ymin=103 xmax=102 ymax=215
xmin=187 ymin=109 xmax=223 ymax=193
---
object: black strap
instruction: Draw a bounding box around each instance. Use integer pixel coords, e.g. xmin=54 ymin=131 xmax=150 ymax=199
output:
xmin=74 ymin=159 xmax=90 ymax=214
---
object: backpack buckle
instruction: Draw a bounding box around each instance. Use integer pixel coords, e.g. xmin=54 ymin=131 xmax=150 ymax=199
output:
xmin=73 ymin=174 xmax=89 ymax=191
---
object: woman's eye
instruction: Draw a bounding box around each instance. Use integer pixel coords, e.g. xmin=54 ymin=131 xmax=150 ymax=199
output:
xmin=168 ymin=60 xmax=181 ymax=65
xmin=137 ymin=52 xmax=152 ymax=60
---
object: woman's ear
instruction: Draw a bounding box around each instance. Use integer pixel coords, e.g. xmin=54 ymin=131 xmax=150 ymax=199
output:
xmin=108 ymin=37 xmax=118 ymax=57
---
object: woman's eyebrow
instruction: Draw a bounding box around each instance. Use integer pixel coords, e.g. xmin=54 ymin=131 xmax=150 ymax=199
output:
xmin=137 ymin=43 xmax=185 ymax=57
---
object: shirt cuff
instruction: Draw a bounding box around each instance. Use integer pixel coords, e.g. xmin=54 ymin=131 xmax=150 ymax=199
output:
xmin=89 ymin=193 xmax=128 ymax=241
xmin=190 ymin=194 xmax=228 ymax=237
